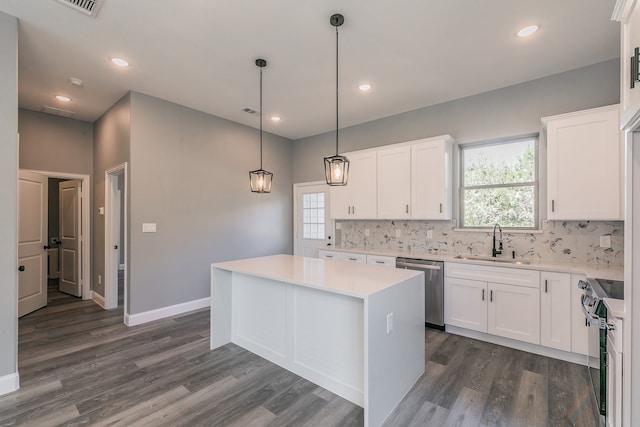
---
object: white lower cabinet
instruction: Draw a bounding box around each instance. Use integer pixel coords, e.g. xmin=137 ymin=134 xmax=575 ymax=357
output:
xmin=488 ymin=282 xmax=540 ymax=345
xmin=444 ymin=263 xmax=540 ymax=345
xmin=444 ymin=277 xmax=487 ymax=333
xmin=570 ymin=273 xmax=589 ymax=355
xmin=540 ymin=272 xmax=572 ymax=351
xmin=318 ymin=249 xmax=366 ymax=263
xmin=366 ymin=254 xmax=396 ymax=267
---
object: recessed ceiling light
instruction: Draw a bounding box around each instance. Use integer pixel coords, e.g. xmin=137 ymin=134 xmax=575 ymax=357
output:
xmin=68 ymin=77 xmax=84 ymax=87
xmin=55 ymin=95 xmax=71 ymax=102
xmin=111 ymin=57 xmax=129 ymax=67
xmin=359 ymin=83 xmax=372 ymax=91
xmin=517 ymin=25 xmax=539 ymax=38
xmin=270 ymin=116 xmax=281 ymax=122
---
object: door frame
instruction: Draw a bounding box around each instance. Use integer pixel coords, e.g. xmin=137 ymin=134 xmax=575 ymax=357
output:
xmin=293 ymin=181 xmax=334 ymax=257
xmin=19 ymin=169 xmax=91 ymax=300
xmin=104 ymin=163 xmax=127 ymax=312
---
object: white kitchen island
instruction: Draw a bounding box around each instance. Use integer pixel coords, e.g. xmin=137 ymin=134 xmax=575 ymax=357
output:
xmin=210 ymin=254 xmax=425 ymax=427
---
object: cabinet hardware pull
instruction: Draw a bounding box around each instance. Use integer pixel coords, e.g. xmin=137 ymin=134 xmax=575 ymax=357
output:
xmin=551 ymin=200 xmax=555 ymax=212
xmin=482 ymin=289 xmax=485 ymax=301
xmin=376 ymin=261 xmax=384 ymax=264
xmin=545 ymin=280 xmax=548 ymax=293
xmin=348 ymin=258 xmax=357 ymax=261
xmin=439 ymin=203 xmax=443 ymax=213
xmin=406 ymin=204 xmax=409 ymax=214
xmin=490 ymin=290 xmax=493 ymax=302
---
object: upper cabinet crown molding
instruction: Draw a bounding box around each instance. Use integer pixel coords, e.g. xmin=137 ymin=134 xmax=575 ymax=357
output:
xmin=612 ymin=0 xmax=637 ymax=22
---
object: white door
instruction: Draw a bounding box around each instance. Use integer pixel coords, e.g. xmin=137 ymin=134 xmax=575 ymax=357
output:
xmin=488 ymin=282 xmax=540 ymax=345
xmin=18 ymin=171 xmax=48 ymax=317
xmin=444 ymin=277 xmax=487 ymax=333
xmin=59 ymin=179 xmax=82 ymax=297
xmin=294 ymin=182 xmax=332 ymax=258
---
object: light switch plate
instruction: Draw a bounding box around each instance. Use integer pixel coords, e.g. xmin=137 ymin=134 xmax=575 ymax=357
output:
xmin=142 ymin=223 xmax=157 ymax=233
xmin=335 ymin=223 xmax=342 ymax=230
xmin=427 ymin=230 xmax=433 ymax=239
xmin=395 ymin=229 xmax=401 ymax=238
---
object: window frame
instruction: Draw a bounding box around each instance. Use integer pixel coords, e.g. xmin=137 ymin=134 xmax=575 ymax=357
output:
xmin=458 ymin=135 xmax=539 ymax=230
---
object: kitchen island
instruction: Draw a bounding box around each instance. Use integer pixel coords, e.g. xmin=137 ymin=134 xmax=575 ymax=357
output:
xmin=211 ymin=254 xmax=424 ymax=427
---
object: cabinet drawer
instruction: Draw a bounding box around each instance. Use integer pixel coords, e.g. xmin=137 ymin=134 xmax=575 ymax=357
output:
xmin=366 ymin=255 xmax=396 ymax=267
xmin=318 ymin=250 xmax=366 ymax=264
xmin=318 ymin=250 xmax=341 ymax=260
xmin=445 ymin=262 xmax=540 ymax=288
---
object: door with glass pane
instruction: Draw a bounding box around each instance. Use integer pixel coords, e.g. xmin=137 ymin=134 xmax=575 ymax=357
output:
xmin=294 ymin=182 xmax=332 ymax=258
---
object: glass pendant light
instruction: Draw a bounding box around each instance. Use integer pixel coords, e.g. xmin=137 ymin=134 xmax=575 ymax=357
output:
xmin=324 ymin=14 xmax=350 ymax=186
xmin=250 ymin=58 xmax=273 ymax=193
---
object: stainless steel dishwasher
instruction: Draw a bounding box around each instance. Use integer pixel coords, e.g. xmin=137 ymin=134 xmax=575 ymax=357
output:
xmin=396 ymin=258 xmax=444 ymax=329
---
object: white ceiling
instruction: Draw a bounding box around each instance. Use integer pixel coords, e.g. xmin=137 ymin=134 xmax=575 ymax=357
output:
xmin=0 ymin=0 xmax=620 ymax=140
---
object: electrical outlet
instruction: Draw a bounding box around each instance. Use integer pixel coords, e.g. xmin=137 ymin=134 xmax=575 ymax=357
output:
xmin=365 ymin=228 xmax=370 ymax=236
xmin=386 ymin=313 xmax=394 ymax=334
xmin=427 ymin=230 xmax=433 ymax=239
xmin=600 ymin=234 xmax=612 ymax=248
xmin=335 ymin=222 xmax=342 ymax=230
xmin=395 ymin=229 xmax=401 ymax=238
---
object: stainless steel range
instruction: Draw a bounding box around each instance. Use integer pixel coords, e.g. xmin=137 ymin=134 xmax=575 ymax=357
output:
xmin=578 ymin=277 xmax=624 ymax=420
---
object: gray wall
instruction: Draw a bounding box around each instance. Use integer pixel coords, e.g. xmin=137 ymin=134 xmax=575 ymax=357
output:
xmin=18 ymin=108 xmax=93 ymax=174
xmin=128 ymin=92 xmax=293 ymax=314
xmin=93 ymin=94 xmax=131 ymax=297
xmin=293 ymin=59 xmax=621 ymax=183
xmin=0 ymin=11 xmax=18 ymax=382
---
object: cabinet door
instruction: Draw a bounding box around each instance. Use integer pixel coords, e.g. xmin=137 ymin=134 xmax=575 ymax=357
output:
xmin=488 ymin=282 xmax=540 ymax=345
xmin=444 ymin=277 xmax=487 ymax=333
xmin=546 ymin=105 xmax=621 ymax=220
xmin=540 ymin=272 xmax=571 ymax=351
xmin=329 ymin=184 xmax=351 ymax=219
xmin=570 ymin=273 xmax=589 ymax=355
xmin=377 ymin=145 xmax=410 ymax=219
xmin=411 ymin=138 xmax=452 ymax=219
xmin=349 ymin=151 xmax=378 ymax=219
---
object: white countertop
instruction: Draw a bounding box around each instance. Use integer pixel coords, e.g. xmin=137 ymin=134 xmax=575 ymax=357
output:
xmin=325 ymin=246 xmax=624 ymax=281
xmin=604 ymin=298 xmax=626 ymax=319
xmin=212 ymin=254 xmax=423 ymax=299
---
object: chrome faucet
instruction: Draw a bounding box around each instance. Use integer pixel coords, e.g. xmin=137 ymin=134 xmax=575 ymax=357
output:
xmin=492 ymin=223 xmax=503 ymax=257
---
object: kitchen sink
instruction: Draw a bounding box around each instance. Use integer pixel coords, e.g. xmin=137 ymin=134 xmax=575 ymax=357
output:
xmin=453 ymin=255 xmax=531 ymax=265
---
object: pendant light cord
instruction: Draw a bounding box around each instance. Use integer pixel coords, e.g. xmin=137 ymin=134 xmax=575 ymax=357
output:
xmin=260 ymin=65 xmax=263 ymax=170
xmin=335 ymin=24 xmax=339 ymax=156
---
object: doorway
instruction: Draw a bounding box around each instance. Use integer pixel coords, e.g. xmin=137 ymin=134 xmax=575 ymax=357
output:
xmin=18 ymin=169 xmax=91 ymax=317
xmin=293 ymin=181 xmax=333 ymax=258
xmin=104 ymin=163 xmax=127 ymax=315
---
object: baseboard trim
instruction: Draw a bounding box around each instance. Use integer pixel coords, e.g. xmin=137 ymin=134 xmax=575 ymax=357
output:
xmin=445 ymin=325 xmax=588 ymax=366
xmin=125 ymin=297 xmax=210 ymax=327
xmin=92 ymin=291 xmax=106 ymax=309
xmin=0 ymin=372 xmax=19 ymax=396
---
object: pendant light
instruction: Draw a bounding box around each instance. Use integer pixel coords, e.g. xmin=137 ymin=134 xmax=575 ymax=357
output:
xmin=249 ymin=58 xmax=273 ymax=193
xmin=324 ymin=13 xmax=350 ymax=186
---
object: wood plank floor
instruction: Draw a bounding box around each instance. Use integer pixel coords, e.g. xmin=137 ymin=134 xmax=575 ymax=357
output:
xmin=0 ymin=289 xmax=599 ymax=426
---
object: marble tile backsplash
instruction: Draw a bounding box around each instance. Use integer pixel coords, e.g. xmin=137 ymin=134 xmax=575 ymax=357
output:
xmin=337 ymin=220 xmax=624 ymax=266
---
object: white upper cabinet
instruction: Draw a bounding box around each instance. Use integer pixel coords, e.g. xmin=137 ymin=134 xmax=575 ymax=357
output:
xmin=330 ymin=135 xmax=454 ymax=220
xmin=615 ymin=0 xmax=640 ymax=128
xmin=411 ymin=136 xmax=453 ymax=220
xmin=330 ymin=150 xmax=378 ymax=219
xmin=543 ymin=105 xmax=622 ymax=220
xmin=377 ymin=145 xmax=411 ymax=219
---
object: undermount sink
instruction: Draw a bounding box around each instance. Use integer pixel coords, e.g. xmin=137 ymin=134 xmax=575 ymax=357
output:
xmin=453 ymin=255 xmax=531 ymax=265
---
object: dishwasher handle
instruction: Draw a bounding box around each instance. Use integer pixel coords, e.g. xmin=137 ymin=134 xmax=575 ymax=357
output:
xmin=396 ymin=261 xmax=441 ymax=270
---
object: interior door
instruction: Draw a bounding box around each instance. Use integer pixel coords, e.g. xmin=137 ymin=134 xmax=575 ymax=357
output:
xmin=59 ymin=179 xmax=82 ymax=297
xmin=18 ymin=170 xmax=48 ymax=317
xmin=294 ymin=183 xmax=332 ymax=258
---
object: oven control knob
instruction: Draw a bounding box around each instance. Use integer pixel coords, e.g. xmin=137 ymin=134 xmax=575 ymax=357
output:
xmin=578 ymin=280 xmax=589 ymax=290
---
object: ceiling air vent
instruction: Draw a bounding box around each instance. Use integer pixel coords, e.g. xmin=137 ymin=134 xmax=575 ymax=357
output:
xmin=41 ymin=105 xmax=75 ymax=118
xmin=242 ymin=107 xmax=259 ymax=116
xmin=55 ymin=0 xmax=104 ymax=18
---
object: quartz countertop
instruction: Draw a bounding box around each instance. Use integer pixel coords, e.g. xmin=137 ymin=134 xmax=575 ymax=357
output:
xmin=212 ymin=254 xmax=422 ymax=299
xmin=323 ymin=246 xmax=624 ymax=281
